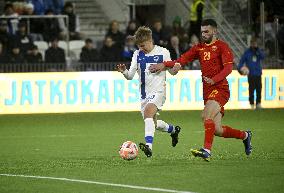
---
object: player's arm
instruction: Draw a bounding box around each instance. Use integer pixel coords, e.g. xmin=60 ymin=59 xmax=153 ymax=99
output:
xmin=149 ymin=46 xmax=198 ymax=73
xmin=211 ymin=44 xmax=234 ymax=84
xmin=164 ymin=46 xmax=199 ymax=67
xmin=117 ymin=51 xmax=138 ymax=80
xmin=164 ymin=49 xmax=181 ymax=75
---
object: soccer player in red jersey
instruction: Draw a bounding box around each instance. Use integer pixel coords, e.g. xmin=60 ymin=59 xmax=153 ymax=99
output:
xmin=149 ymin=19 xmax=252 ymax=161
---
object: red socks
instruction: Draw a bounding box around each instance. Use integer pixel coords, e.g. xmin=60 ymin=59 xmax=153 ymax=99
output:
xmin=204 ymin=119 xmax=215 ymax=150
xmin=222 ymin=125 xmax=246 ymax=140
xmin=203 ymin=120 xmax=246 ymax=151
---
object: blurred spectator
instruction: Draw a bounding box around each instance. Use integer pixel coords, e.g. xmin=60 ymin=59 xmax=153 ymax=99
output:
xmin=277 ymin=24 xmax=284 ymax=60
xmin=264 ymin=19 xmax=276 ymax=56
xmin=42 ymin=9 xmax=61 ymax=42
xmin=0 ymin=42 xmax=8 ymax=64
xmin=0 ymin=20 xmax=12 ymax=53
xmin=188 ymin=0 xmax=204 ymax=39
xmin=2 ymin=3 xmax=19 ymax=35
xmin=189 ymin=34 xmax=199 ymax=47
xmin=22 ymin=2 xmax=44 ymax=41
xmin=105 ymin=20 xmax=125 ymax=48
xmin=30 ymin=0 xmax=46 ymax=15
xmin=171 ymin=16 xmax=188 ymax=51
xmin=126 ymin=20 xmax=138 ymax=36
xmin=152 ymin=19 xmax=169 ymax=47
xmin=167 ymin=35 xmax=183 ymax=60
xmin=45 ymin=0 xmax=64 ymax=15
xmin=26 ymin=44 xmax=43 ymax=63
xmin=237 ymin=38 xmax=265 ymax=109
xmin=80 ymin=38 xmax=99 ymax=63
xmin=100 ymin=36 xmax=122 ymax=62
xmin=9 ymin=1 xmax=25 ymax=14
xmin=8 ymin=43 xmax=25 ymax=63
xmin=59 ymin=2 xmax=82 ymax=40
xmin=45 ymin=37 xmax=66 ymax=70
xmin=186 ymin=34 xmax=200 ymax=69
xmin=122 ymin=35 xmax=136 ymax=61
xmin=0 ymin=42 xmax=8 ymax=72
xmin=190 ymin=34 xmax=200 ymax=68
xmin=12 ymin=21 xmax=34 ymax=56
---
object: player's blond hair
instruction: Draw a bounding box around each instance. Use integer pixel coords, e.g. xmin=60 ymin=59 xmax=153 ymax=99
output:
xmin=134 ymin=26 xmax=152 ymax=44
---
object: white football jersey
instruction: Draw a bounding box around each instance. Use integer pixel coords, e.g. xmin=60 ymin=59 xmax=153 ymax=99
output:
xmin=122 ymin=45 xmax=172 ymax=99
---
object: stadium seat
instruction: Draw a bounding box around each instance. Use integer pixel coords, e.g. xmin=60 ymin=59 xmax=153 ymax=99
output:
xmin=70 ymin=40 xmax=85 ymax=60
xmin=58 ymin=41 xmax=68 ymax=52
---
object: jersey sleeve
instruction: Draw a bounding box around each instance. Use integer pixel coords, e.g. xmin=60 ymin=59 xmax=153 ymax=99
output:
xmin=122 ymin=50 xmax=138 ymax=80
xmin=221 ymin=43 xmax=234 ymax=65
xmin=163 ymin=48 xmax=171 ymax=62
xmin=164 ymin=45 xmax=199 ymax=67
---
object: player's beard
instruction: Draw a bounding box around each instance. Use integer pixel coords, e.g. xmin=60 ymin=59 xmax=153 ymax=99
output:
xmin=201 ymin=35 xmax=213 ymax=44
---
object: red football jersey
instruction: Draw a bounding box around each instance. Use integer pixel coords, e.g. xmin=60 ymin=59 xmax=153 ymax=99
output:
xmin=164 ymin=39 xmax=234 ymax=98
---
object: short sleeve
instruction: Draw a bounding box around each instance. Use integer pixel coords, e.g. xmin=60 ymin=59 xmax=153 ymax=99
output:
xmin=163 ymin=48 xmax=171 ymax=62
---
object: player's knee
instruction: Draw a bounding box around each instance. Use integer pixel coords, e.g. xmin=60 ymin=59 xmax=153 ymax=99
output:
xmin=214 ymin=126 xmax=223 ymax=136
xmin=203 ymin=111 xmax=215 ymax=120
xmin=144 ymin=112 xmax=153 ymax=119
xmin=144 ymin=108 xmax=156 ymax=119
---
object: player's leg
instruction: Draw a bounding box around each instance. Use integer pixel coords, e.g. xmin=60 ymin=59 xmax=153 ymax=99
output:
xmin=205 ymin=100 xmax=253 ymax=156
xmin=139 ymin=103 xmax=158 ymax=157
xmin=156 ymin=118 xmax=174 ymax=133
xmin=191 ymin=100 xmax=219 ymax=161
xmin=221 ymin=125 xmax=252 ymax=155
xmin=212 ymin=112 xmax=222 ymax=136
xmin=218 ymin=119 xmax=252 ymax=156
xmin=202 ymin=100 xmax=220 ymax=152
xmin=156 ymin=119 xmax=181 ymax=147
xmin=211 ymin=107 xmax=252 ymax=155
xmin=154 ymin=92 xmax=181 ymax=147
xmin=213 ymin=112 xmax=247 ymax=139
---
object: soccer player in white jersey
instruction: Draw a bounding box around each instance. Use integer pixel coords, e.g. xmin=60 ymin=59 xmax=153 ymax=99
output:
xmin=117 ymin=26 xmax=182 ymax=157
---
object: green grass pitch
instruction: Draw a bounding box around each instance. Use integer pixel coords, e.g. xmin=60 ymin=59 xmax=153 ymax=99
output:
xmin=0 ymin=109 xmax=284 ymax=193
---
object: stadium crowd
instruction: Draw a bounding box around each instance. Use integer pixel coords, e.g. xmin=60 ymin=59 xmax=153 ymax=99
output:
xmin=0 ymin=0 xmax=283 ymax=72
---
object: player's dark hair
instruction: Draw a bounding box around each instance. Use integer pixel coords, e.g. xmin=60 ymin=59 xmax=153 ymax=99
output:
xmin=201 ymin=19 xmax=217 ymax=28
xmin=134 ymin=26 xmax=152 ymax=44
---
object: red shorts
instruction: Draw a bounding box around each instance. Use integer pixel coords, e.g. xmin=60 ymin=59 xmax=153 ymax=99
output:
xmin=204 ymin=87 xmax=230 ymax=117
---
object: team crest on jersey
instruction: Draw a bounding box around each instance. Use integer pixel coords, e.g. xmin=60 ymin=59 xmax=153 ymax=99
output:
xmin=153 ymin=56 xmax=160 ymax=62
xmin=212 ymin=46 xmax=217 ymax=51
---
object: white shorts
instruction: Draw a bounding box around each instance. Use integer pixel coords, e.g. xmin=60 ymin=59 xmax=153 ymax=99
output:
xmin=140 ymin=92 xmax=166 ymax=118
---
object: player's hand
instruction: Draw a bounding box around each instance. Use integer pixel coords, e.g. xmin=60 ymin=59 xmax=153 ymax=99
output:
xmin=171 ymin=63 xmax=182 ymax=74
xmin=149 ymin=63 xmax=166 ymax=73
xmin=116 ymin=64 xmax=126 ymax=73
xmin=203 ymin=76 xmax=215 ymax=85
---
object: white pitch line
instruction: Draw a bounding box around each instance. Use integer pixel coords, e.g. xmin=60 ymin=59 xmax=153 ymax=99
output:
xmin=0 ymin=173 xmax=196 ymax=193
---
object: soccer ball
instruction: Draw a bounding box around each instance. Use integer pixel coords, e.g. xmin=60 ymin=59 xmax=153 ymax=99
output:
xmin=240 ymin=66 xmax=249 ymax=75
xmin=119 ymin=141 xmax=138 ymax=160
